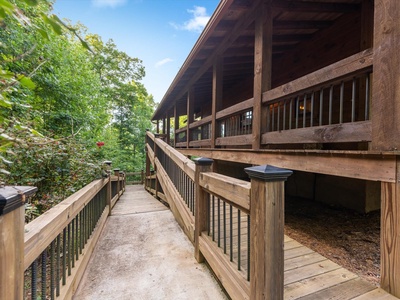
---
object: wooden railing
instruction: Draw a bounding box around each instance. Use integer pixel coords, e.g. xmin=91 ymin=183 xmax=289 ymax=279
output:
xmin=0 ymin=173 xmax=125 ymax=300
xmin=145 ymin=131 xmax=292 ymax=299
xmin=125 ymin=171 xmax=145 ymax=185
xmin=173 ymin=49 xmax=373 ymax=149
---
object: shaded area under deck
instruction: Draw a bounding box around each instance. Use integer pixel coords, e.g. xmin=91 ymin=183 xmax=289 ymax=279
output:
xmin=74 ymin=185 xmax=398 ymax=300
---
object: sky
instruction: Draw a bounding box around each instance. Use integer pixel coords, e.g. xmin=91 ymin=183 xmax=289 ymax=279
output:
xmin=52 ymin=0 xmax=220 ymax=104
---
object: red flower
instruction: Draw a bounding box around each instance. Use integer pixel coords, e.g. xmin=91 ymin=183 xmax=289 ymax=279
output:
xmin=96 ymin=141 xmax=105 ymax=148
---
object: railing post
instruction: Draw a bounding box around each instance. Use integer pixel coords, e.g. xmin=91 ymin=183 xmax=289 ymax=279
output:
xmin=114 ymin=169 xmax=120 ymax=199
xmin=0 ymin=186 xmax=37 ymax=300
xmin=193 ymin=157 xmax=213 ymax=262
xmin=245 ymin=165 xmax=292 ymax=300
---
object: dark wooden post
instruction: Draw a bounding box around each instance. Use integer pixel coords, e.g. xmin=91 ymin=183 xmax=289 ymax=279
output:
xmin=193 ymin=157 xmax=213 ymax=262
xmin=0 ymin=186 xmax=37 ymax=300
xmin=174 ymin=105 xmax=179 ymax=148
xmin=114 ymin=168 xmax=120 ymax=200
xmin=211 ymin=56 xmax=223 ymax=149
xmin=252 ymin=0 xmax=272 ymax=150
xmin=166 ymin=114 xmax=171 ymax=145
xmin=245 ymin=165 xmax=292 ymax=300
xmin=187 ymin=88 xmax=194 ymax=149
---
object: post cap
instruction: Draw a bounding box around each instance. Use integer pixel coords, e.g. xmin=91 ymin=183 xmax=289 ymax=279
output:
xmin=245 ymin=165 xmax=292 ymax=182
xmin=103 ymin=161 xmax=112 ymax=166
xmin=193 ymin=157 xmax=213 ymax=166
xmin=113 ymin=168 xmax=120 ymax=172
xmin=0 ymin=186 xmax=37 ymax=216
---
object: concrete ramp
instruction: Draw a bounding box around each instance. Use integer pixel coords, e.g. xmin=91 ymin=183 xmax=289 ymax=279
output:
xmin=73 ymin=185 xmax=227 ymax=300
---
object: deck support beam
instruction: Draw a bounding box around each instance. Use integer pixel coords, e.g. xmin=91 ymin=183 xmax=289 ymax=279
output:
xmin=381 ymin=157 xmax=400 ymax=297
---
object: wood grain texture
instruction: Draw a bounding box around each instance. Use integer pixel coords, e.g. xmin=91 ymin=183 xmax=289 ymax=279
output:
xmin=24 ymin=179 xmax=108 ymax=270
xmin=216 ymin=134 xmax=253 ymax=146
xmin=261 ymin=121 xmax=371 ymax=144
xmin=216 ymin=98 xmax=254 ymax=120
xmin=264 ymin=49 xmax=373 ymax=103
xmin=199 ymin=172 xmax=250 ymax=212
xmin=371 ymin=0 xmax=400 ymax=150
xmin=0 ymin=206 xmax=24 ymax=300
xmin=199 ymin=234 xmax=250 ymax=300
xmin=178 ymin=148 xmax=396 ymax=182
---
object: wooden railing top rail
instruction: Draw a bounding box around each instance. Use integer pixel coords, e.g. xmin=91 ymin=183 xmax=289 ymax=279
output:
xmin=189 ymin=115 xmax=212 ymax=129
xmin=148 ymin=132 xmax=196 ymax=180
xmin=216 ymin=97 xmax=254 ymax=120
xmin=199 ymin=172 xmax=250 ymax=213
xmin=175 ymin=126 xmax=188 ymax=134
xmin=24 ymin=178 xmax=108 ymax=270
xmin=262 ymin=48 xmax=373 ymax=103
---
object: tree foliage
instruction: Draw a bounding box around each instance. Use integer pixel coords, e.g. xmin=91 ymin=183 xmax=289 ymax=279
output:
xmin=0 ymin=0 xmax=155 ymax=219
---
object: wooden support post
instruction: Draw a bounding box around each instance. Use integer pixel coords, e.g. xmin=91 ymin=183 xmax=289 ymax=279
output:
xmin=162 ymin=118 xmax=166 ymax=135
xmin=187 ymin=88 xmax=194 ymax=149
xmin=0 ymin=186 xmax=37 ymax=300
xmin=106 ymin=175 xmax=112 ymax=215
xmin=114 ymin=169 xmax=120 ymax=200
xmin=194 ymin=157 xmax=213 ymax=262
xmin=145 ymin=150 xmax=150 ymax=189
xmin=174 ymin=105 xmax=179 ymax=148
xmin=253 ymin=0 xmax=272 ymax=150
xmin=211 ymin=56 xmax=223 ymax=149
xmin=381 ymin=157 xmax=400 ymax=297
xmin=245 ymin=165 xmax=292 ymax=300
xmin=371 ymin=0 xmax=400 ymax=151
xmin=166 ymin=113 xmax=171 ymax=146
xmin=154 ymin=140 xmax=159 ymax=199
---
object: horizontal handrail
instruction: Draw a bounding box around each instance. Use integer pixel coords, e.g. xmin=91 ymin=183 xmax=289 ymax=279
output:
xmin=189 ymin=115 xmax=212 ymax=129
xmin=199 ymin=172 xmax=250 ymax=212
xmin=216 ymin=97 xmax=254 ymax=120
xmin=154 ymin=136 xmax=195 ymax=181
xmin=175 ymin=126 xmax=187 ymax=134
xmin=263 ymin=48 xmax=373 ymax=103
xmin=24 ymin=178 xmax=109 ymax=270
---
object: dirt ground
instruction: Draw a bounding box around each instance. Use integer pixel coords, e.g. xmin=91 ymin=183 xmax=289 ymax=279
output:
xmin=284 ymin=196 xmax=380 ymax=286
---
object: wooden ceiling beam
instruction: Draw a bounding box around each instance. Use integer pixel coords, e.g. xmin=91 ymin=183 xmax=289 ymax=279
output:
xmin=272 ymin=1 xmax=359 ymax=13
xmin=274 ymin=20 xmax=334 ymax=29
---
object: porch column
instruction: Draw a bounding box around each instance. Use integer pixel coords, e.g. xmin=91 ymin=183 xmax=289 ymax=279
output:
xmin=187 ymin=88 xmax=194 ymax=149
xmin=372 ymin=0 xmax=400 ymax=296
xmin=211 ymin=56 xmax=223 ymax=148
xmin=166 ymin=113 xmax=171 ymax=145
xmin=252 ymin=0 xmax=272 ymax=150
xmin=174 ymin=105 xmax=179 ymax=147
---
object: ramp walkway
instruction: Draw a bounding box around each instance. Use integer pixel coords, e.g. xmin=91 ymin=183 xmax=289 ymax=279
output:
xmin=74 ymin=185 xmax=398 ymax=300
xmin=73 ymin=185 xmax=228 ymax=300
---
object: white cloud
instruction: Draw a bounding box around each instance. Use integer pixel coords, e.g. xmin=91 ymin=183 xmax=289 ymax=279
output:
xmin=92 ymin=0 xmax=127 ymax=8
xmin=155 ymin=58 xmax=173 ymax=68
xmin=170 ymin=6 xmax=210 ymax=33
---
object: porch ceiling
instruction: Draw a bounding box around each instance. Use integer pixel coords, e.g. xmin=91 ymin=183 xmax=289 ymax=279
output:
xmin=152 ymin=0 xmax=363 ymax=121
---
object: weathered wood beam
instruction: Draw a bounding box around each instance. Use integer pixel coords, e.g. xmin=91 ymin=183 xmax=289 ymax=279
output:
xmin=187 ymin=89 xmax=194 ymax=148
xmin=178 ymin=148 xmax=397 ymax=183
xmin=273 ymin=20 xmax=333 ymax=30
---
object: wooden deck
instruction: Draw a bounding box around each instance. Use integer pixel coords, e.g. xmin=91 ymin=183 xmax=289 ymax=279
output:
xmin=283 ymin=235 xmax=398 ymax=299
xmin=77 ymin=185 xmax=398 ymax=300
